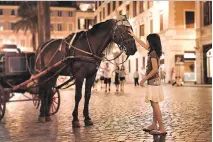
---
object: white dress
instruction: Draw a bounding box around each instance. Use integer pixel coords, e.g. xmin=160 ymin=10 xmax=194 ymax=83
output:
xmin=145 ymin=85 xmax=164 ymax=103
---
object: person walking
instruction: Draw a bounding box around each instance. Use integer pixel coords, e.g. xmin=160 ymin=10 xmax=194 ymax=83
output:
xmin=133 ymin=69 xmax=139 ymax=86
xmin=120 ymin=65 xmax=126 ymax=92
xmin=129 ymin=31 xmax=167 ymax=135
xmin=103 ymin=63 xmax=111 ymax=93
xmin=113 ymin=66 xmax=120 ymax=92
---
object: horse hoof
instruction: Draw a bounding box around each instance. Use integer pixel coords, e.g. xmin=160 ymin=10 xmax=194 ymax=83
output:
xmin=84 ymin=120 xmax=94 ymax=126
xmin=72 ymin=121 xmax=80 ymax=128
xmin=38 ymin=117 xmax=45 ymax=123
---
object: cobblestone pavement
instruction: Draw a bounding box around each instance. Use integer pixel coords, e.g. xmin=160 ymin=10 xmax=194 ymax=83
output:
xmin=0 ymin=84 xmax=211 ymax=142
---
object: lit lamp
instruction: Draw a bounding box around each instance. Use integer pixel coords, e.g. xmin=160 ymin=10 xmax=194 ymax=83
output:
xmin=79 ymin=4 xmax=90 ymax=11
xmin=89 ymin=25 xmax=92 ymax=29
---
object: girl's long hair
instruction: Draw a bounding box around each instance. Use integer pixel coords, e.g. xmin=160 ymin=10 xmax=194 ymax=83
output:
xmin=147 ymin=33 xmax=162 ymax=58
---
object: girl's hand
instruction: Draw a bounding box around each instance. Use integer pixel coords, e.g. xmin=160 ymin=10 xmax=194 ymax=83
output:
xmin=128 ymin=30 xmax=135 ymax=37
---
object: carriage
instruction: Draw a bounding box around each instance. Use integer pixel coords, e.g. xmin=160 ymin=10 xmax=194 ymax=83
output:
xmin=0 ymin=44 xmax=62 ymax=120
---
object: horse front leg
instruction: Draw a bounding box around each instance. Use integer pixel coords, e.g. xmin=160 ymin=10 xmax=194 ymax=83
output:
xmin=83 ymin=73 xmax=96 ymax=126
xmin=72 ymin=76 xmax=84 ymax=128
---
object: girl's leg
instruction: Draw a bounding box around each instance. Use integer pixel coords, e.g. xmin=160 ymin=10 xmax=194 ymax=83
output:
xmin=149 ymin=101 xmax=158 ymax=129
xmin=151 ymin=101 xmax=166 ymax=132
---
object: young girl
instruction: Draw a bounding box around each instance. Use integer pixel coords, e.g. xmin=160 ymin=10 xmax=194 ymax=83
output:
xmin=119 ymin=65 xmax=126 ymax=92
xmin=129 ymin=31 xmax=167 ymax=135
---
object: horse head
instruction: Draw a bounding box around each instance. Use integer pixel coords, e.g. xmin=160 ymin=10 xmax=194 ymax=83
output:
xmin=111 ymin=16 xmax=137 ymax=56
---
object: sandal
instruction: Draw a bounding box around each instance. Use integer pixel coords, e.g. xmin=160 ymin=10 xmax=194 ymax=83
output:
xmin=149 ymin=130 xmax=167 ymax=135
xmin=143 ymin=128 xmax=155 ymax=132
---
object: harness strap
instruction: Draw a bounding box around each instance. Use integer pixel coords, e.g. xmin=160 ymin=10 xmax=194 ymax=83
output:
xmin=69 ymin=33 xmax=77 ymax=49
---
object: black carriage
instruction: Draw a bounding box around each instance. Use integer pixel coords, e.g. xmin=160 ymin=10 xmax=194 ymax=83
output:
xmin=0 ymin=44 xmax=60 ymax=120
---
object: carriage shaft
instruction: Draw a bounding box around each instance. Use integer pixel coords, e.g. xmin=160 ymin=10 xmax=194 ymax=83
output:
xmin=11 ymin=56 xmax=72 ymax=92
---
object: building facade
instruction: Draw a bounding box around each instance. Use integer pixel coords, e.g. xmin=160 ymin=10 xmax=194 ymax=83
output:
xmin=0 ymin=3 xmax=95 ymax=52
xmin=94 ymin=1 xmax=212 ymax=84
xmin=0 ymin=1 xmax=211 ymax=84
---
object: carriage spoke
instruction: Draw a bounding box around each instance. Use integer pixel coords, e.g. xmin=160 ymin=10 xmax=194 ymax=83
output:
xmin=52 ymin=103 xmax=56 ymax=110
xmin=53 ymin=101 xmax=58 ymax=105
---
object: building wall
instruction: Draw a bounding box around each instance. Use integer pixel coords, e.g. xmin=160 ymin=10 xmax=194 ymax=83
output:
xmin=94 ymin=1 xmax=211 ymax=84
xmin=174 ymin=1 xmax=195 ymax=28
xmin=0 ymin=5 xmax=94 ymax=52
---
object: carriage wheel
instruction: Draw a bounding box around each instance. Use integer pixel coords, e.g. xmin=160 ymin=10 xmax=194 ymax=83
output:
xmin=50 ymin=88 xmax=60 ymax=115
xmin=32 ymin=94 xmax=40 ymax=109
xmin=0 ymin=85 xmax=6 ymax=121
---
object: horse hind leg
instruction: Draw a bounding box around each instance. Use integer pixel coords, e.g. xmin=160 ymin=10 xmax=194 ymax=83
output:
xmin=38 ymin=77 xmax=57 ymax=122
xmin=83 ymin=73 xmax=96 ymax=126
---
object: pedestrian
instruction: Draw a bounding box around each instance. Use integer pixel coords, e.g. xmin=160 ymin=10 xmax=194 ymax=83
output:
xmin=170 ymin=67 xmax=175 ymax=83
xmin=113 ymin=66 xmax=120 ymax=92
xmin=133 ymin=69 xmax=139 ymax=86
xmin=99 ymin=68 xmax=104 ymax=89
xmin=103 ymin=63 xmax=111 ymax=93
xmin=120 ymin=65 xmax=126 ymax=92
xmin=129 ymin=31 xmax=167 ymax=135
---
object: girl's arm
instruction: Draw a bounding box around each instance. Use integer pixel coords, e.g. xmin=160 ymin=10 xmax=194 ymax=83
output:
xmin=129 ymin=31 xmax=149 ymax=50
xmin=143 ymin=58 xmax=158 ymax=81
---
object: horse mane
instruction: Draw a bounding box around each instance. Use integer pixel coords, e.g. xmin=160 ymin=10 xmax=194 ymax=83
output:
xmin=89 ymin=19 xmax=115 ymax=33
xmin=89 ymin=19 xmax=116 ymax=55
xmin=65 ymin=19 xmax=116 ymax=55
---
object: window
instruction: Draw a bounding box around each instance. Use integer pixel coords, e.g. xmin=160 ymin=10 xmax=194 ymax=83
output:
xmin=139 ymin=1 xmax=144 ymax=13
xmin=108 ymin=2 xmax=111 ymax=15
xmin=68 ymin=11 xmax=73 ymax=17
xmin=204 ymin=1 xmax=212 ymax=26
xmin=126 ymin=4 xmax=129 ymax=17
xmin=69 ymin=23 xmax=72 ymax=31
xmin=160 ymin=14 xmax=163 ymax=31
xmin=142 ymin=57 xmax=145 ymax=68
xmin=206 ymin=49 xmax=212 ymax=77
xmin=58 ymin=11 xmax=62 ymax=17
xmin=100 ymin=11 xmax=102 ymax=21
xmin=0 ymin=9 xmax=3 ymax=15
xmin=78 ymin=18 xmax=85 ymax=29
xmin=147 ymin=1 xmax=153 ymax=9
xmin=94 ymin=16 xmax=97 ymax=24
xmin=136 ymin=58 xmax=138 ymax=70
xmin=57 ymin=24 xmax=62 ymax=31
xmin=98 ymin=1 xmax=101 ymax=7
xmin=95 ymin=2 xmax=98 ymax=10
xmin=128 ymin=60 xmax=131 ymax=73
xmin=113 ymin=1 xmax=116 ymax=11
xmin=150 ymin=19 xmax=153 ymax=33
xmin=140 ymin=24 xmax=144 ymax=36
xmin=50 ymin=24 xmax=53 ymax=31
xmin=133 ymin=1 xmax=137 ymax=17
xmin=103 ymin=8 xmax=105 ymax=19
xmin=185 ymin=11 xmax=195 ymax=28
xmin=119 ymin=1 xmax=122 ymax=6
xmin=10 ymin=23 xmax=15 ymax=30
xmin=11 ymin=10 xmax=15 ymax=15
xmin=20 ymin=39 xmax=25 ymax=47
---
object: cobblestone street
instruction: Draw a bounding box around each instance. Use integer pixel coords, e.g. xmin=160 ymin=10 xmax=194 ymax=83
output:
xmin=0 ymin=84 xmax=211 ymax=142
